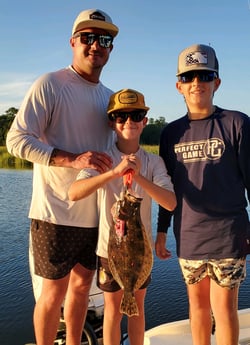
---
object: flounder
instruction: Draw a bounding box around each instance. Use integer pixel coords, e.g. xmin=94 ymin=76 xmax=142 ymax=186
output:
xmin=108 ymin=188 xmax=153 ymax=317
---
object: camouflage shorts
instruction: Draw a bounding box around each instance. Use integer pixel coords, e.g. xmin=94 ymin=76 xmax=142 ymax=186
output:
xmin=179 ymin=257 xmax=246 ymax=289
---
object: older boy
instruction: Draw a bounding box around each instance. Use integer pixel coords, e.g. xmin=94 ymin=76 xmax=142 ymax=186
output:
xmin=156 ymin=44 xmax=250 ymax=345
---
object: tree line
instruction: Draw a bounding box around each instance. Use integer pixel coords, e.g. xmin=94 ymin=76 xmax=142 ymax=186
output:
xmin=0 ymin=108 xmax=167 ymax=146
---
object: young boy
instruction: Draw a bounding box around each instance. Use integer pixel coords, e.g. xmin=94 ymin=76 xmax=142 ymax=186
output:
xmin=156 ymin=44 xmax=250 ymax=345
xmin=68 ymin=88 xmax=176 ymax=345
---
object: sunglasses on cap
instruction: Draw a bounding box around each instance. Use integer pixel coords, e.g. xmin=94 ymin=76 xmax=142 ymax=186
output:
xmin=73 ymin=32 xmax=113 ymax=48
xmin=108 ymin=110 xmax=147 ymax=124
xmin=178 ymin=71 xmax=218 ymax=83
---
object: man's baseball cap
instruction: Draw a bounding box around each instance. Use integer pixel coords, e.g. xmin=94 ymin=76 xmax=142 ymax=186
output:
xmin=176 ymin=44 xmax=219 ymax=76
xmin=107 ymin=89 xmax=150 ymax=114
xmin=72 ymin=9 xmax=119 ymax=37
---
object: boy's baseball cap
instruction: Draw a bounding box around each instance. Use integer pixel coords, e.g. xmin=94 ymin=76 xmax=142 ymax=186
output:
xmin=72 ymin=9 xmax=119 ymax=37
xmin=176 ymin=44 xmax=219 ymax=76
xmin=107 ymin=89 xmax=150 ymax=114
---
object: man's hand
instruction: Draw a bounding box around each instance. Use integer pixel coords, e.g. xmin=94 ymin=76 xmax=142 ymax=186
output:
xmin=49 ymin=148 xmax=112 ymax=173
xmin=72 ymin=151 xmax=112 ymax=172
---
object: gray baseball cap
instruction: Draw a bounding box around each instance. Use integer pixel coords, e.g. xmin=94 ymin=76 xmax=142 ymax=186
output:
xmin=176 ymin=44 xmax=219 ymax=76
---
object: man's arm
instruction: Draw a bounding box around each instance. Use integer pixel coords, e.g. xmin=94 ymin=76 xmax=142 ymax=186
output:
xmin=49 ymin=148 xmax=112 ymax=172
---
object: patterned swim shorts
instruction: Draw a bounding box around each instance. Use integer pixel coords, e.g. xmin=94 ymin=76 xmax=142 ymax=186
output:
xmin=31 ymin=219 xmax=98 ymax=279
xmin=97 ymin=256 xmax=151 ymax=292
xmin=179 ymin=257 xmax=246 ymax=289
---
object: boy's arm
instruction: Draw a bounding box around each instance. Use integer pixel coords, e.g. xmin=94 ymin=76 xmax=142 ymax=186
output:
xmin=68 ymin=154 xmax=137 ymax=201
xmin=69 ymin=153 xmax=177 ymax=211
xmin=133 ymin=174 xmax=176 ymax=211
xmin=68 ymin=169 xmax=117 ymax=201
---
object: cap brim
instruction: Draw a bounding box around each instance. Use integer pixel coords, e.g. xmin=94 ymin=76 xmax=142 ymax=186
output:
xmin=73 ymin=20 xmax=119 ymax=37
xmin=176 ymin=66 xmax=218 ymax=76
xmin=107 ymin=106 xmax=149 ymax=114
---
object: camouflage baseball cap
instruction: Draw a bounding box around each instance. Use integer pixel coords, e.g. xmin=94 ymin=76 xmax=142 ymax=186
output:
xmin=107 ymin=89 xmax=150 ymax=114
xmin=176 ymin=44 xmax=219 ymax=76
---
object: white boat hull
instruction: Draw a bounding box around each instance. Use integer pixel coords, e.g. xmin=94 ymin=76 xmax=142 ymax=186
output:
xmin=143 ymin=308 xmax=250 ymax=345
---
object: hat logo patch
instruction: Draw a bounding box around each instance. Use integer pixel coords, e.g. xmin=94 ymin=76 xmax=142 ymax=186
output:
xmin=118 ymin=92 xmax=138 ymax=105
xmin=90 ymin=11 xmax=105 ymax=22
xmin=185 ymin=51 xmax=208 ymax=66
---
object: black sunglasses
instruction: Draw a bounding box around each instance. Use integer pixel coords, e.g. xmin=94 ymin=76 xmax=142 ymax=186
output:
xmin=179 ymin=71 xmax=218 ymax=83
xmin=108 ymin=110 xmax=147 ymax=123
xmin=74 ymin=32 xmax=113 ymax=48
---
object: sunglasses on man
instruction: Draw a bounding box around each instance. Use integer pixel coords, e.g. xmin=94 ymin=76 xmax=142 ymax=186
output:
xmin=73 ymin=32 xmax=113 ymax=48
xmin=108 ymin=110 xmax=147 ymax=124
xmin=178 ymin=71 xmax=218 ymax=83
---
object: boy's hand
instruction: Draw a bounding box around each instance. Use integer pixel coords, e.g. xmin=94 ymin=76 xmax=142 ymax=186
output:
xmin=113 ymin=154 xmax=141 ymax=177
xmin=125 ymin=154 xmax=141 ymax=175
xmin=155 ymin=232 xmax=172 ymax=260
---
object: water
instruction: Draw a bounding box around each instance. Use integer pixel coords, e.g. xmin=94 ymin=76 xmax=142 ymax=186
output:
xmin=0 ymin=169 xmax=35 ymax=344
xmin=0 ymin=169 xmax=250 ymax=345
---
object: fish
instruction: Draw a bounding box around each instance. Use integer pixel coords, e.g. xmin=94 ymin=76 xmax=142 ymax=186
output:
xmin=108 ymin=188 xmax=153 ymax=317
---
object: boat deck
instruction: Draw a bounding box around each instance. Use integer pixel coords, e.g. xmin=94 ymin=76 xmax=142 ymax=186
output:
xmin=143 ymin=309 xmax=250 ymax=345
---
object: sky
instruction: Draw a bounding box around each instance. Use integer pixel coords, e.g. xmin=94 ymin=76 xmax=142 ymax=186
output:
xmin=1 ymin=0 xmax=250 ymax=122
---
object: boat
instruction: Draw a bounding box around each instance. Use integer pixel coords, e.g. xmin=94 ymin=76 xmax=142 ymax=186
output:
xmin=143 ymin=308 xmax=250 ymax=345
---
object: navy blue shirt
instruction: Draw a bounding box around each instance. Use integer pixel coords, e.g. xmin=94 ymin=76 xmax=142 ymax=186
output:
xmin=157 ymin=107 xmax=250 ymax=259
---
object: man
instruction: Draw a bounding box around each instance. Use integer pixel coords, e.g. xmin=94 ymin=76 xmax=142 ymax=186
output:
xmin=155 ymin=44 xmax=250 ymax=345
xmin=6 ymin=8 xmax=119 ymax=345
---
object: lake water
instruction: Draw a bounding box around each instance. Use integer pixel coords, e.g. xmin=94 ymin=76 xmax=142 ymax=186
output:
xmin=0 ymin=169 xmax=250 ymax=345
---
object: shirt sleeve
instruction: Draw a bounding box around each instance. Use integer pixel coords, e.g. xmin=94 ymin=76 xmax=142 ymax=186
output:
xmin=76 ymin=168 xmax=99 ymax=180
xmin=156 ymin=124 xmax=174 ymax=233
xmin=151 ymin=154 xmax=174 ymax=192
xmin=237 ymin=114 xmax=250 ymax=202
xmin=157 ymin=205 xmax=173 ymax=233
xmin=6 ymin=74 xmax=56 ymax=165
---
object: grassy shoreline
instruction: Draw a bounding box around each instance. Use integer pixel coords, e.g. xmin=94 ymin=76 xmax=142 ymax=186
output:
xmin=0 ymin=146 xmax=32 ymax=169
xmin=0 ymin=145 xmax=159 ymax=169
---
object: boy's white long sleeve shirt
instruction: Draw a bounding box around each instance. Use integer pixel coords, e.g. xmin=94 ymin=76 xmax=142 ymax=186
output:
xmin=77 ymin=145 xmax=174 ymax=258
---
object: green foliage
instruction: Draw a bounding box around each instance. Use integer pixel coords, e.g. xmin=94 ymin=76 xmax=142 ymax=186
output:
xmin=140 ymin=117 xmax=167 ymax=145
xmin=0 ymin=107 xmax=18 ymax=146
xmin=0 ymin=146 xmax=32 ymax=169
xmin=0 ymin=107 xmax=33 ymax=168
xmin=3 ymin=107 xmax=19 ymax=117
